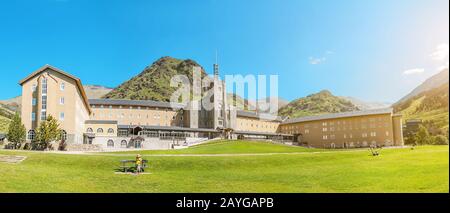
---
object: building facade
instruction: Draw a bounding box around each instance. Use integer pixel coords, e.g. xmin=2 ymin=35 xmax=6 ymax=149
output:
xmin=19 ymin=64 xmax=403 ymax=150
xmin=280 ymin=109 xmax=404 ymax=148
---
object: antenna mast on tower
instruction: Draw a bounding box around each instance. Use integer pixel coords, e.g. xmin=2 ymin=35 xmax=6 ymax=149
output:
xmin=214 ymin=50 xmax=219 ymax=76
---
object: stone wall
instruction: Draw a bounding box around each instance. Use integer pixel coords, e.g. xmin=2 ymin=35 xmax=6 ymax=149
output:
xmin=66 ymin=144 xmax=103 ymax=152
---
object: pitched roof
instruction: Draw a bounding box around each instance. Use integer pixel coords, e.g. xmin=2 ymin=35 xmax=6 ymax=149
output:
xmin=282 ymin=108 xmax=394 ymax=124
xmin=18 ymin=65 xmax=91 ymax=114
xmin=85 ymin=120 xmax=118 ymax=124
xmin=116 ymin=125 xmax=219 ymax=133
xmin=88 ymin=99 xmax=185 ymax=109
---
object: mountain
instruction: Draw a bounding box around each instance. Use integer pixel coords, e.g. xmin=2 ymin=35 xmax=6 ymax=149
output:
xmin=103 ymin=56 xmax=209 ymax=101
xmin=247 ymin=97 xmax=289 ymax=113
xmin=0 ymin=103 xmax=14 ymax=133
xmin=0 ymin=96 xmax=21 ymax=112
xmin=278 ymin=90 xmax=360 ymax=118
xmin=340 ymin=96 xmax=391 ymax=110
xmin=227 ymin=93 xmax=251 ymax=110
xmin=395 ymin=69 xmax=449 ymax=105
xmin=83 ymin=85 xmax=113 ymax=99
xmin=394 ymin=82 xmax=449 ymax=132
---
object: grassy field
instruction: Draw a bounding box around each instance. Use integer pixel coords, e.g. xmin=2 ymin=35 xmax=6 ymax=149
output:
xmin=0 ymin=141 xmax=448 ymax=192
xmin=105 ymin=140 xmax=327 ymax=154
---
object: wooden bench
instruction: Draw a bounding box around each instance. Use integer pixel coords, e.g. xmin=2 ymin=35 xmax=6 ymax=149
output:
xmin=119 ymin=159 xmax=148 ymax=173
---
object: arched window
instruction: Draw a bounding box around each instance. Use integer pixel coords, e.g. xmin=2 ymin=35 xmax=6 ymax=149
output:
xmin=86 ymin=128 xmax=93 ymax=133
xmin=107 ymin=128 xmax=115 ymax=134
xmin=60 ymin=130 xmax=67 ymax=141
xmin=121 ymin=140 xmax=127 ymax=148
xmin=107 ymin=140 xmax=114 ymax=148
xmin=97 ymin=128 xmax=103 ymax=133
xmin=28 ymin=130 xmax=35 ymax=140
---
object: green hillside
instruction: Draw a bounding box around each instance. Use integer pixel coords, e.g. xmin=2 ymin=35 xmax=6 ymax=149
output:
xmin=103 ymin=56 xmax=210 ymax=101
xmin=278 ymin=90 xmax=359 ymax=118
xmin=0 ymin=104 xmax=14 ymax=133
xmin=394 ymin=82 xmax=449 ymax=132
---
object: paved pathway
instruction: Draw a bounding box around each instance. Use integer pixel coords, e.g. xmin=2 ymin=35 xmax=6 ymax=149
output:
xmin=0 ymin=154 xmax=27 ymax=163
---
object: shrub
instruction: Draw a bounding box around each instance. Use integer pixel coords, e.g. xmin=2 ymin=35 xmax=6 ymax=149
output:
xmin=432 ymin=135 xmax=449 ymax=145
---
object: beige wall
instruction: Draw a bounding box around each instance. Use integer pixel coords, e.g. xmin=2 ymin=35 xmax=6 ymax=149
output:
xmin=236 ymin=116 xmax=280 ymax=133
xmin=85 ymin=123 xmax=117 ymax=137
xmin=279 ymin=113 xmax=401 ymax=148
xmin=90 ymin=106 xmax=183 ymax=127
xmin=392 ymin=115 xmax=404 ymax=146
xmin=21 ymin=68 xmax=90 ymax=143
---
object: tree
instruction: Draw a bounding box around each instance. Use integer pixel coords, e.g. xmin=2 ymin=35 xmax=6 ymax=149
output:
xmin=34 ymin=115 xmax=61 ymax=150
xmin=415 ymin=125 xmax=431 ymax=145
xmin=432 ymin=135 xmax=449 ymax=145
xmin=6 ymin=113 xmax=26 ymax=149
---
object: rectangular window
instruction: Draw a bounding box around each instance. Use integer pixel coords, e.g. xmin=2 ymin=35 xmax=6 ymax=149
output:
xmin=322 ymin=135 xmax=328 ymax=140
xmin=32 ymin=84 xmax=37 ymax=92
xmin=42 ymin=78 xmax=47 ymax=94
xmin=40 ymin=111 xmax=46 ymax=121
xmin=60 ymin=97 xmax=65 ymax=105
xmin=31 ymin=112 xmax=36 ymax=121
xmin=60 ymin=112 xmax=65 ymax=120
xmin=32 ymin=98 xmax=37 ymax=106
xmin=42 ymin=95 xmax=47 ymax=110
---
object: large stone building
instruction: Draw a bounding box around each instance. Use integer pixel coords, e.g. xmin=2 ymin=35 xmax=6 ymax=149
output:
xmin=19 ymin=64 xmax=403 ymax=151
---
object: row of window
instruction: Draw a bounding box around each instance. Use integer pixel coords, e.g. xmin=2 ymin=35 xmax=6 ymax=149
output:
xmin=31 ymin=80 xmax=65 ymax=92
xmin=86 ymin=128 xmax=115 ymax=134
xmin=92 ymin=113 xmax=180 ymax=120
xmin=31 ymin=112 xmax=65 ymax=121
xmin=92 ymin=105 xmax=177 ymax=111
xmin=239 ymin=122 xmax=278 ymax=129
xmin=328 ymin=140 xmax=392 ymax=148
xmin=27 ymin=130 xmax=67 ymax=141
xmin=32 ymin=97 xmax=65 ymax=106
xmin=284 ymin=119 xmax=390 ymax=131
xmin=321 ymin=131 xmax=389 ymax=140
xmin=105 ymin=139 xmax=141 ymax=148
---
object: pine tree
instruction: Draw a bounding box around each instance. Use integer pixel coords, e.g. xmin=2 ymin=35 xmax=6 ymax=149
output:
xmin=35 ymin=115 xmax=61 ymax=150
xmin=6 ymin=112 xmax=26 ymax=149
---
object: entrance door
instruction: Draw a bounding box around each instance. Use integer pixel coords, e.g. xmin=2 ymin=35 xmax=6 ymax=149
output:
xmin=135 ymin=140 xmax=142 ymax=149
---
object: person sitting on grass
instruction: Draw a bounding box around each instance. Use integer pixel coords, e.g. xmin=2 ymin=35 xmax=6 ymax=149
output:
xmin=135 ymin=154 xmax=143 ymax=174
xmin=369 ymin=146 xmax=379 ymax=156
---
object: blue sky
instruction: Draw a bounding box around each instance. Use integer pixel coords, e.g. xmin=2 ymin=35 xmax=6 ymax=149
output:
xmin=0 ymin=0 xmax=448 ymax=103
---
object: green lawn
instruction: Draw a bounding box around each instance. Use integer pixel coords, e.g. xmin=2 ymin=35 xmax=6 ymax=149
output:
xmin=0 ymin=141 xmax=448 ymax=192
xmin=105 ymin=140 xmax=327 ymax=155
